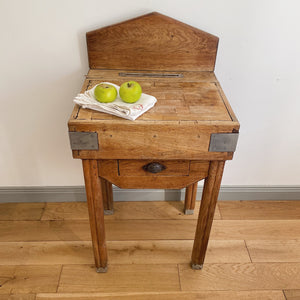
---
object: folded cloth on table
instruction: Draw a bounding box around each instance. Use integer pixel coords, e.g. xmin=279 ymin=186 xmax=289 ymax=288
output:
xmin=73 ymin=82 xmax=157 ymax=121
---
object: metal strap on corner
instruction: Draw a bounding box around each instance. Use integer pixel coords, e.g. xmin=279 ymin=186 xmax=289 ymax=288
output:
xmin=69 ymin=132 xmax=99 ymax=150
xmin=209 ymin=133 xmax=239 ymax=152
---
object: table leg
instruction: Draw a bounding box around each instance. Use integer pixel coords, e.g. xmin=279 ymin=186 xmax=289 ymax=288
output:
xmin=82 ymin=159 xmax=108 ymax=273
xmin=184 ymin=182 xmax=198 ymax=215
xmin=101 ymin=178 xmax=114 ymax=215
xmin=191 ymin=160 xmax=225 ymax=269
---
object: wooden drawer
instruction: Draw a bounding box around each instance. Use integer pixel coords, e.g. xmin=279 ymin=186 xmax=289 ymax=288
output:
xmin=118 ymin=160 xmax=189 ymax=176
xmin=98 ymin=159 xmax=209 ymax=189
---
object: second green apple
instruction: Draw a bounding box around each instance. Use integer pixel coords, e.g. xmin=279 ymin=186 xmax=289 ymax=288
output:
xmin=119 ymin=81 xmax=142 ymax=103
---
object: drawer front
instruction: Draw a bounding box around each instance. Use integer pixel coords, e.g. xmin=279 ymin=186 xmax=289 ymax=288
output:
xmin=118 ymin=160 xmax=189 ymax=176
xmin=98 ymin=159 xmax=209 ymax=189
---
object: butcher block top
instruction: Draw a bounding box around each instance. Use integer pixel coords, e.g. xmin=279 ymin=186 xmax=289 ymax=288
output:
xmin=68 ymin=12 xmax=239 ymax=161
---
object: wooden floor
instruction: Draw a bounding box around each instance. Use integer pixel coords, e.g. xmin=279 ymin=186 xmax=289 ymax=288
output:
xmin=1 ymin=200 xmax=300 ymax=300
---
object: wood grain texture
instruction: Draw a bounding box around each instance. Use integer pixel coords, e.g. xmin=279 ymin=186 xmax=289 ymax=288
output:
xmin=40 ymin=201 xmax=221 ymax=221
xmin=58 ymin=264 xmax=180 ymax=293
xmin=87 ymin=69 xmax=218 ymax=82
xmin=86 ymin=12 xmax=219 ymax=71
xmin=192 ymin=161 xmax=224 ymax=266
xmin=0 ymin=240 xmax=249 ymax=265
xmin=219 ymin=200 xmax=300 ymax=220
xmin=82 ymin=159 xmax=107 ymax=270
xmin=100 ymin=178 xmax=113 ymax=211
xmin=0 ymin=219 xmax=195 ymax=241
xmin=246 ymin=240 xmax=300 ymax=262
xmin=2 ymin=201 xmax=300 ymax=298
xmin=36 ymin=290 xmax=286 ymax=300
xmin=0 ymin=265 xmax=61 ymax=294
xmin=210 ymin=220 xmax=300 ymax=240
xmin=184 ymin=182 xmax=198 ymax=212
xmin=73 ymin=79 xmax=233 ymax=122
xmin=98 ymin=160 xmax=209 ymax=189
xmin=118 ymin=160 xmax=189 ymax=176
xmin=2 ymin=219 xmax=300 ymax=242
xmin=284 ymin=290 xmax=300 ymax=300
xmin=0 ymin=295 xmax=36 ymax=300
xmin=41 ymin=202 xmax=89 ymax=220
xmin=68 ymin=69 xmax=239 ymax=161
xmin=0 ymin=203 xmax=45 ymax=221
xmin=179 ymin=262 xmax=300 ymax=291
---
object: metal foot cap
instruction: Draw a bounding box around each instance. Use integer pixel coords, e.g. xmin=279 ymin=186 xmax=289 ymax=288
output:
xmin=191 ymin=263 xmax=203 ymax=270
xmin=104 ymin=209 xmax=114 ymax=215
xmin=96 ymin=266 xmax=108 ymax=273
xmin=185 ymin=209 xmax=194 ymax=215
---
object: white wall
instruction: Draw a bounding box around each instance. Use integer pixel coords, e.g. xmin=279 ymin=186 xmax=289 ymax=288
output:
xmin=0 ymin=0 xmax=299 ymax=187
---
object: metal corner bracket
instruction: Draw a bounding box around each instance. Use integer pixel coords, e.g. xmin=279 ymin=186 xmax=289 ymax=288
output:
xmin=209 ymin=133 xmax=239 ymax=152
xmin=69 ymin=131 xmax=99 ymax=150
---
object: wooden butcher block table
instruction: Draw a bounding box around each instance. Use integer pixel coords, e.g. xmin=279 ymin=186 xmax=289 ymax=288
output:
xmin=68 ymin=12 xmax=240 ymax=272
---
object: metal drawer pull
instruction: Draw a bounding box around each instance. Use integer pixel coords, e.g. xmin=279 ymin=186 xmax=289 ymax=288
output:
xmin=119 ymin=72 xmax=183 ymax=78
xmin=142 ymin=162 xmax=166 ymax=173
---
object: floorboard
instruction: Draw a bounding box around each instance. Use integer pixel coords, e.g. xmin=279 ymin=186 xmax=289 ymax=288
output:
xmin=0 ymin=265 xmax=61 ymax=294
xmin=58 ymin=264 xmax=180 ymax=293
xmin=246 ymin=240 xmax=300 ymax=262
xmin=179 ymin=262 xmax=300 ymax=291
xmin=36 ymin=290 xmax=286 ymax=299
xmin=1 ymin=219 xmax=300 ymax=241
xmin=41 ymin=201 xmax=221 ymax=220
xmin=0 ymin=240 xmax=250 ymax=265
xmin=219 ymin=200 xmax=300 ymax=220
xmin=0 ymin=203 xmax=45 ymax=221
xmin=0 ymin=200 xmax=299 ymax=299
xmin=284 ymin=290 xmax=300 ymax=300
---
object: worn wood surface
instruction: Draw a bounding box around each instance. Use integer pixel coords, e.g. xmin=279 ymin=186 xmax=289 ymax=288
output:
xmin=184 ymin=182 xmax=198 ymax=212
xmin=86 ymin=12 xmax=219 ymax=71
xmin=98 ymin=160 xmax=209 ymax=189
xmin=0 ymin=295 xmax=36 ymax=300
xmin=82 ymin=159 xmax=107 ymax=270
xmin=246 ymin=240 xmax=300 ymax=262
xmin=179 ymin=262 xmax=300 ymax=291
xmin=118 ymin=160 xmax=190 ymax=176
xmin=219 ymin=200 xmax=300 ymax=220
xmin=0 ymin=240 xmax=249 ymax=266
xmin=284 ymin=290 xmax=300 ymax=300
xmin=40 ymin=201 xmax=221 ymax=221
xmin=58 ymin=264 xmax=180 ymax=293
xmin=0 ymin=203 xmax=45 ymax=221
xmin=191 ymin=161 xmax=225 ymax=266
xmin=1 ymin=200 xmax=300 ymax=299
xmin=0 ymin=265 xmax=61 ymax=294
xmin=69 ymin=12 xmax=239 ymax=273
xmin=68 ymin=70 xmax=239 ymax=161
xmin=3 ymin=219 xmax=300 ymax=242
xmin=101 ymin=178 xmax=113 ymax=211
xmin=36 ymin=291 xmax=286 ymax=300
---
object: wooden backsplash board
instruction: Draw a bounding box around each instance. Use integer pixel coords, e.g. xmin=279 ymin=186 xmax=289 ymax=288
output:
xmin=86 ymin=12 xmax=219 ymax=72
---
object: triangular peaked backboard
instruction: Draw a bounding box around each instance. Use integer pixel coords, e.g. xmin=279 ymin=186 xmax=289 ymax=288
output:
xmin=86 ymin=12 xmax=219 ymax=71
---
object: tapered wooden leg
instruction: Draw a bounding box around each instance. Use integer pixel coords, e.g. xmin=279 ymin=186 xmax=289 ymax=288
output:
xmin=101 ymin=178 xmax=114 ymax=215
xmin=191 ymin=161 xmax=225 ymax=269
xmin=184 ymin=182 xmax=198 ymax=215
xmin=82 ymin=159 xmax=108 ymax=273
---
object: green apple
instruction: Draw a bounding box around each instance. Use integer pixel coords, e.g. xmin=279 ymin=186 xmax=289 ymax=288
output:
xmin=94 ymin=83 xmax=117 ymax=103
xmin=119 ymin=81 xmax=142 ymax=103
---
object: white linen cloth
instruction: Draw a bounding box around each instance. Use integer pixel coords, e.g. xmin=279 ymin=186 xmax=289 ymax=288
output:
xmin=73 ymin=82 xmax=157 ymax=121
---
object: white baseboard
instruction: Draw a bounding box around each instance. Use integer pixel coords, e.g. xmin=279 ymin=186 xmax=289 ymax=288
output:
xmin=0 ymin=185 xmax=299 ymax=203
